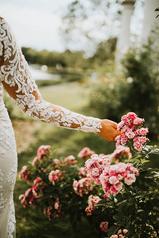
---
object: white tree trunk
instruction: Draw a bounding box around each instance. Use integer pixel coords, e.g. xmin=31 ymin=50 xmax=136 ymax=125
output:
xmin=142 ymin=0 xmax=159 ymax=42
xmin=116 ymin=1 xmax=135 ymax=67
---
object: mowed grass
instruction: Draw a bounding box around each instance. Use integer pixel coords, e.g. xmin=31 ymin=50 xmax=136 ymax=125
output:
xmin=39 ymin=82 xmax=89 ymax=111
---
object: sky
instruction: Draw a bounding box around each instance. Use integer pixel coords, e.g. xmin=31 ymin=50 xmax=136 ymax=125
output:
xmin=0 ymin=0 xmax=143 ymax=52
xmin=0 ymin=0 xmax=72 ymax=51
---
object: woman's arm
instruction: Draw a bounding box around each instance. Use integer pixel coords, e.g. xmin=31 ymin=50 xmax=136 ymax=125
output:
xmin=0 ymin=17 xmax=118 ymax=140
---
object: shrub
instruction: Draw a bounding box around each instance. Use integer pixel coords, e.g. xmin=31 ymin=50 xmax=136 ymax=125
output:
xmin=87 ymin=31 xmax=159 ymax=139
xmin=86 ymin=77 xmax=127 ymax=121
xmin=121 ymin=33 xmax=159 ymax=137
xmin=18 ymin=113 xmax=159 ymax=238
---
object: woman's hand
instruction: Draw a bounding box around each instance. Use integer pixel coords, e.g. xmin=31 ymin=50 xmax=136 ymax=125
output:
xmin=98 ymin=119 xmax=120 ymax=142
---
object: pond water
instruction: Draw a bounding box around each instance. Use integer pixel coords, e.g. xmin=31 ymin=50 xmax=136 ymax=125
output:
xmin=29 ymin=65 xmax=61 ymax=81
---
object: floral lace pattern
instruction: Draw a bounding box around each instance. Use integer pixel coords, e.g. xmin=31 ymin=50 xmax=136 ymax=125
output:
xmin=8 ymin=199 xmax=16 ymax=238
xmin=0 ymin=17 xmax=102 ymax=133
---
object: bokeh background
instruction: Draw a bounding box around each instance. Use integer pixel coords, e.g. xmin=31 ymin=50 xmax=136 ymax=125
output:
xmin=0 ymin=0 xmax=159 ymax=237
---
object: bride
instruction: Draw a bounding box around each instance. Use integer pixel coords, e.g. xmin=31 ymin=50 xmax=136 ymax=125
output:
xmin=0 ymin=17 xmax=119 ymax=238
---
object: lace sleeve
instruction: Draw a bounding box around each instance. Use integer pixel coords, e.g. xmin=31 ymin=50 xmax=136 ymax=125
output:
xmin=0 ymin=18 xmax=102 ymax=133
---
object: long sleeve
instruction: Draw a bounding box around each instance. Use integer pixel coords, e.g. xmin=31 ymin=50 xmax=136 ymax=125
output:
xmin=0 ymin=18 xmax=102 ymax=133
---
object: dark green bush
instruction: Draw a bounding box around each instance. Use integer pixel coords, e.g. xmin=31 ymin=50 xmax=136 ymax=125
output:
xmin=87 ymin=30 xmax=159 ymax=138
xmin=121 ymin=35 xmax=159 ymax=137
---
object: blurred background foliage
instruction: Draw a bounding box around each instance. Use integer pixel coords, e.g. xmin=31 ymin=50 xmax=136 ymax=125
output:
xmin=87 ymin=30 xmax=159 ymax=138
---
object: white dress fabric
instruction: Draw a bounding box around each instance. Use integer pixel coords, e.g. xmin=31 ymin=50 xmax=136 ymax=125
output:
xmin=0 ymin=85 xmax=17 ymax=238
xmin=0 ymin=17 xmax=102 ymax=237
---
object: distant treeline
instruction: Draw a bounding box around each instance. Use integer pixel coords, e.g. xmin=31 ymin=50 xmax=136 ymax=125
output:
xmin=22 ymin=38 xmax=117 ymax=69
xmin=22 ymin=48 xmax=86 ymax=69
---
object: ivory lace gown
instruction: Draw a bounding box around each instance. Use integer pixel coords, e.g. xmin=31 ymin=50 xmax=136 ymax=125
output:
xmin=0 ymin=17 xmax=102 ymax=237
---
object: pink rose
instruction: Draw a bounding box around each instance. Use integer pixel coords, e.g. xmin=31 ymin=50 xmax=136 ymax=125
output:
xmin=78 ymin=167 xmax=87 ymax=177
xmin=19 ymin=166 xmax=30 ymax=181
xmin=32 ymin=156 xmax=39 ymax=166
xmin=19 ymin=187 xmax=37 ymax=207
xmin=109 ymin=176 xmax=119 ymax=185
xmin=114 ymin=181 xmax=123 ymax=192
xmin=33 ymin=177 xmax=43 ymax=185
xmin=48 ymin=170 xmax=62 ymax=184
xmin=85 ymin=154 xmax=104 ymax=184
xmin=133 ymin=136 xmax=148 ymax=151
xmin=19 ymin=194 xmax=27 ymax=208
xmin=116 ymin=112 xmax=148 ymax=152
xmin=53 ymin=159 xmax=61 ymax=166
xmin=111 ymin=146 xmax=132 ymax=160
xmin=88 ymin=194 xmax=101 ymax=207
xmin=127 ymin=112 xmax=137 ymax=120
xmin=133 ymin=117 xmax=144 ymax=125
xmin=99 ymin=221 xmax=109 ymax=233
xmin=73 ymin=178 xmax=94 ymax=197
xmin=110 ymin=235 xmax=118 ymax=238
xmin=37 ymin=145 xmax=51 ymax=160
xmin=100 ymin=154 xmax=112 ymax=165
xmin=125 ymin=129 xmax=135 ymax=139
xmin=43 ymin=206 xmax=52 ymax=220
xmin=117 ymin=121 xmax=125 ymax=130
xmin=121 ymin=135 xmax=128 ymax=145
xmin=54 ymin=199 xmax=60 ymax=210
xmin=99 ymin=163 xmax=138 ymax=198
xmin=54 ymin=198 xmax=61 ymax=214
xmin=135 ymin=128 xmax=149 ymax=136
xmin=85 ymin=195 xmax=101 ymax=216
xmin=124 ymin=173 xmax=136 ymax=185
xmin=85 ymin=206 xmax=93 ymax=216
xmin=78 ymin=147 xmax=95 ymax=159
xmin=133 ymin=141 xmax=143 ymax=151
xmin=64 ymin=155 xmax=77 ymax=165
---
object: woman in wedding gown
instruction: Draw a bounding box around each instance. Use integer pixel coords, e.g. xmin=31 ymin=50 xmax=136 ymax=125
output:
xmin=0 ymin=17 xmax=119 ymax=238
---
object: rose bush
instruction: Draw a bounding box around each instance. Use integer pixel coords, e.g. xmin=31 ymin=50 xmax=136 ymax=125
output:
xmin=19 ymin=113 xmax=159 ymax=238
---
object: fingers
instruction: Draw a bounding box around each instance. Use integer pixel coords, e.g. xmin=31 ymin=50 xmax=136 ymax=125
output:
xmin=99 ymin=119 xmax=120 ymax=142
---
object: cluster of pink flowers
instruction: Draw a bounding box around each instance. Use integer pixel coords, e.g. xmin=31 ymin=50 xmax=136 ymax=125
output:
xmin=32 ymin=145 xmax=51 ymax=166
xmin=110 ymin=228 xmax=128 ymax=238
xmin=52 ymin=158 xmax=61 ymax=167
xmin=78 ymin=167 xmax=87 ymax=177
xmin=48 ymin=170 xmax=63 ymax=185
xmin=85 ymin=194 xmax=101 ymax=216
xmin=116 ymin=112 xmax=149 ymax=151
xmin=99 ymin=221 xmax=109 ymax=233
xmin=51 ymin=155 xmax=77 ymax=168
xmin=64 ymin=155 xmax=77 ymax=165
xmin=19 ymin=176 xmax=45 ymax=207
xmin=19 ymin=165 xmax=30 ymax=182
xmin=78 ymin=147 xmax=95 ymax=159
xmin=43 ymin=198 xmax=61 ymax=220
xmin=110 ymin=145 xmax=132 ymax=161
xmin=37 ymin=145 xmax=51 ymax=159
xmin=85 ymin=154 xmax=112 ymax=184
xmin=100 ymin=163 xmax=139 ymax=198
xmin=19 ymin=188 xmax=36 ymax=208
xmin=85 ymin=154 xmax=139 ymax=198
xmin=73 ymin=177 xmax=94 ymax=197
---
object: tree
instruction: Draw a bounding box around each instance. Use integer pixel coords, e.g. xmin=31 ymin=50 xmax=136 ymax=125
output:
xmin=61 ymin=0 xmax=121 ymax=54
